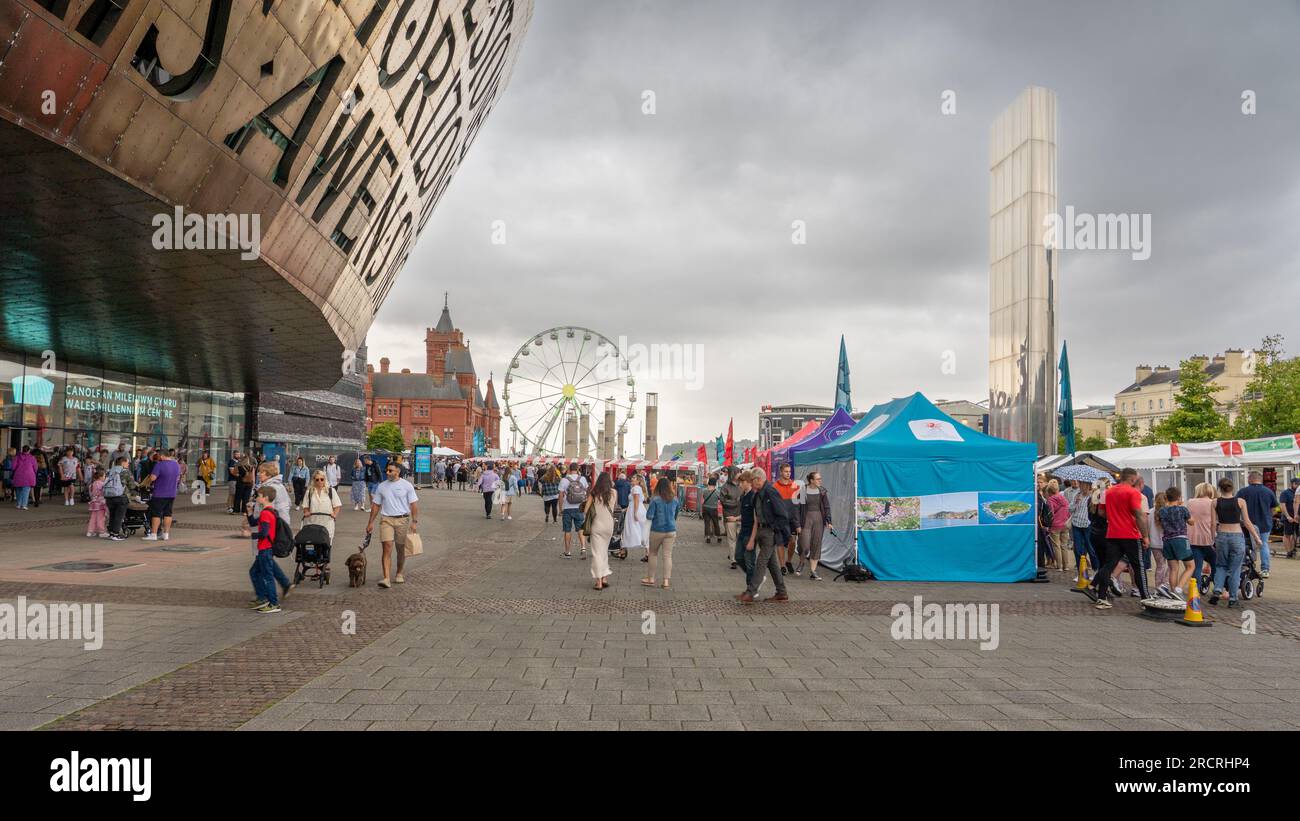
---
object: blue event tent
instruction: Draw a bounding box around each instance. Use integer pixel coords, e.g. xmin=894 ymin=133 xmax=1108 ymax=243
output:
xmin=796 ymin=392 xmax=1037 ymax=582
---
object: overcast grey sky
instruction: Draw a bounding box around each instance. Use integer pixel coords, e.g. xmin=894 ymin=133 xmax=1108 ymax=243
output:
xmin=366 ymin=0 xmax=1300 ymax=448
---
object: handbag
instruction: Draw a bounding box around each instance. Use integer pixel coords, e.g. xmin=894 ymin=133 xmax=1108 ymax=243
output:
xmin=404 ymin=530 xmax=424 ymax=556
xmin=581 ymin=501 xmax=597 ymax=538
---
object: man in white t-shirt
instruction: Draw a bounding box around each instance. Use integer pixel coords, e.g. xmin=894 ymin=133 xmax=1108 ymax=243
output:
xmin=325 ymin=456 xmax=341 ymax=490
xmin=557 ymin=464 xmax=589 ymax=559
xmin=366 ymin=461 xmax=420 ymax=588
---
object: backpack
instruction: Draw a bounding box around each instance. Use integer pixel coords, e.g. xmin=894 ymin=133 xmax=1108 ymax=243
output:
xmin=565 ymin=477 xmax=588 ymax=505
xmin=103 ymin=469 xmax=125 ymax=498
xmin=271 ymin=514 xmax=295 ymax=558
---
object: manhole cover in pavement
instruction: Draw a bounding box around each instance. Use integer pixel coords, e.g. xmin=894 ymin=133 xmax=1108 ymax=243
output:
xmin=141 ymin=545 xmax=221 ymax=553
xmin=29 ymin=560 xmax=143 ymax=573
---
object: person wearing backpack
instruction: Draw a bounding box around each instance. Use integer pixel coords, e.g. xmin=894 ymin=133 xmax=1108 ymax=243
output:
xmin=103 ymin=456 xmax=136 ymax=541
xmin=247 ymin=485 xmax=285 ymax=614
xmin=702 ymin=476 xmax=723 ymax=546
xmin=558 ymin=463 xmax=589 ymax=559
xmin=247 ymin=462 xmax=295 ymax=602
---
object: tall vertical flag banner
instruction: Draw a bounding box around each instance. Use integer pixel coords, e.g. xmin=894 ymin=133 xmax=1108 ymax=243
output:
xmin=715 ymin=435 xmax=724 ymax=463
xmin=1058 ymin=341 xmax=1075 ymax=455
xmin=724 ymin=419 xmax=734 ymax=466
xmin=696 ymin=444 xmax=708 ymax=463
xmin=835 ymin=335 xmax=852 ymax=412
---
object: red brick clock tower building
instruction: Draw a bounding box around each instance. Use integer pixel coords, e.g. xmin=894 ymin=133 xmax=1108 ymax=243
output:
xmin=364 ymin=296 xmax=500 ymax=454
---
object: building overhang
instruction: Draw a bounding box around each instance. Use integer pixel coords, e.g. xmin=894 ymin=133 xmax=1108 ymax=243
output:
xmin=0 ymin=0 xmax=533 ymax=392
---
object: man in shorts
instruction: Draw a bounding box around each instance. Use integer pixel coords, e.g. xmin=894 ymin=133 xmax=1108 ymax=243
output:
xmin=140 ymin=450 xmax=181 ymax=541
xmin=558 ymin=463 xmax=589 ymax=559
xmin=365 ymin=461 xmax=419 ymax=589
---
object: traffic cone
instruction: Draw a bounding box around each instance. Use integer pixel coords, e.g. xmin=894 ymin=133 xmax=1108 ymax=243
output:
xmin=1176 ymin=577 xmax=1212 ymax=627
xmin=1070 ymin=555 xmax=1091 ymax=592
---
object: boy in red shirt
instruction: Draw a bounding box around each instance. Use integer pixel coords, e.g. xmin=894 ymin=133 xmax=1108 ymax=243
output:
xmin=1092 ymin=468 xmax=1149 ymax=609
xmin=247 ymin=485 xmax=282 ymax=614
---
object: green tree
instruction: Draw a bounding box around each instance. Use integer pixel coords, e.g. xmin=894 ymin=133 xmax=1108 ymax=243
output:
xmin=1139 ymin=429 xmax=1159 ymax=446
xmin=1111 ymin=416 xmax=1134 ymax=447
xmin=1080 ymin=433 xmax=1107 ymax=451
xmin=1058 ymin=427 xmax=1088 ymax=453
xmin=412 ymin=435 xmax=433 ymax=446
xmin=1151 ymin=358 xmax=1229 ymax=443
xmin=1232 ymin=334 xmax=1300 ymax=438
xmin=367 ymin=422 xmax=405 ymax=452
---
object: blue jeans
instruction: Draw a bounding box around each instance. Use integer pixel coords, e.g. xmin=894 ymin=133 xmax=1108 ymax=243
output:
xmin=1212 ymin=532 xmax=1246 ymax=600
xmin=1071 ymin=525 xmax=1096 ymax=567
xmin=734 ymin=529 xmax=755 ymax=584
xmin=249 ymin=549 xmax=279 ymax=605
xmin=1191 ymin=545 xmax=1214 ymax=581
xmin=15 ymin=486 xmax=30 ymax=508
xmin=1251 ymin=520 xmax=1271 ymax=571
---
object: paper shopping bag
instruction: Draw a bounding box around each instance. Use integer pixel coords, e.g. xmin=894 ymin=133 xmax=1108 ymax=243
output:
xmin=404 ymin=531 xmax=424 ymax=556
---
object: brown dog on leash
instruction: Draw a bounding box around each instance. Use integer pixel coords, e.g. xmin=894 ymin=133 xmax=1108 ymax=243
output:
xmin=346 ymin=533 xmax=370 ymax=587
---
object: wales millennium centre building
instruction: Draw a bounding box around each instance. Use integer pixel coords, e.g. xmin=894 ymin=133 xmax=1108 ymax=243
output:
xmin=0 ymin=0 xmax=532 ymax=469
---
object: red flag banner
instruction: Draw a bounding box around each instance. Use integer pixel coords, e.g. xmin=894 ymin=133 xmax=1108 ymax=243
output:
xmin=697 ymin=444 xmax=707 ymax=463
xmin=725 ymin=419 xmax=734 ymax=466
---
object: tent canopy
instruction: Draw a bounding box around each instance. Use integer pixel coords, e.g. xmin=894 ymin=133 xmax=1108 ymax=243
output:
xmin=802 ymin=393 xmax=1036 ymax=464
xmin=780 ymin=407 xmax=858 ymax=469
xmin=799 ymin=392 xmax=1037 ymax=583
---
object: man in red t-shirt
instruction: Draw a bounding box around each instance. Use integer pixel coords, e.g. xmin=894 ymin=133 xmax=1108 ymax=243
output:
xmin=1092 ymin=468 xmax=1149 ymax=608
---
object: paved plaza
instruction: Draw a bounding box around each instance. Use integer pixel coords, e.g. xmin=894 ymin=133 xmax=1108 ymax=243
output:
xmin=1 ymin=489 xmax=1298 ymax=731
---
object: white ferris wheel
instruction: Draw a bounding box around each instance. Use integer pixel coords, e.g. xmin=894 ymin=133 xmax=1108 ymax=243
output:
xmin=501 ymin=326 xmax=637 ymax=457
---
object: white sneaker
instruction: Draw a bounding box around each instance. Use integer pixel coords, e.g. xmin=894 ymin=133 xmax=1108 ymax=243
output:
xmin=98 ymin=533 xmax=109 ymax=539
xmin=507 ymin=516 xmax=513 ymax=520
xmin=161 ymin=532 xmax=170 ymax=541
xmin=86 ymin=531 xmax=94 ymax=537
xmin=395 ymin=574 xmax=405 ymax=584
xmin=378 ymin=578 xmax=391 ymax=589
xmin=142 ymin=534 xmax=158 ymax=541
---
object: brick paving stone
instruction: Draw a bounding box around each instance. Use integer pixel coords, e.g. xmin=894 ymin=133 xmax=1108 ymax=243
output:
xmin=3 ymin=491 xmax=1299 ymax=731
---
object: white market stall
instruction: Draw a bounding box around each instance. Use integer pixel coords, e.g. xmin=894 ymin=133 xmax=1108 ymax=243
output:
xmin=1040 ymin=434 xmax=1300 ymax=498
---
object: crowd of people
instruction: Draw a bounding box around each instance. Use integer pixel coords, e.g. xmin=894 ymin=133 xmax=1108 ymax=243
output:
xmin=1037 ymin=468 xmax=1295 ymax=610
xmin=2 ymin=443 xmax=197 ymax=541
xmin=456 ymin=457 xmax=834 ymax=601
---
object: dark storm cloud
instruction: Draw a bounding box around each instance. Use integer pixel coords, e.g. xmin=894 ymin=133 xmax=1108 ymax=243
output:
xmin=367 ymin=0 xmax=1300 ymax=447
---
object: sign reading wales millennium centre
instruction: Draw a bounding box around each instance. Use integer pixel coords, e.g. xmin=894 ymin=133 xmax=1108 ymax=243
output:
xmin=0 ymin=1 xmax=533 ymax=391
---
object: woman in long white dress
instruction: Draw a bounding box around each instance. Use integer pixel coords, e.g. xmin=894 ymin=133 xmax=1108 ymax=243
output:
xmin=624 ymin=473 xmax=648 ymax=561
xmin=584 ymin=473 xmax=616 ymax=590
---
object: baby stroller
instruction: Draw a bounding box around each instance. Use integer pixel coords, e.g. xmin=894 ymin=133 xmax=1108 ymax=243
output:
xmin=1200 ymin=540 xmax=1264 ymax=600
xmin=122 ymin=501 xmax=149 ymax=536
xmin=1239 ymin=539 xmax=1265 ymax=600
xmin=608 ymin=508 xmax=627 ymax=560
xmin=292 ymin=523 xmax=332 ymax=588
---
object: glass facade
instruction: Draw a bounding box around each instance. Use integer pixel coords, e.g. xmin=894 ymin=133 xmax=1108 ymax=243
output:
xmin=0 ymin=350 xmax=248 ymax=481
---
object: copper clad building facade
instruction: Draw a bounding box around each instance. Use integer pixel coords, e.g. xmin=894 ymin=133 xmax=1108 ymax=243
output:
xmin=0 ymin=0 xmax=533 ymax=393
